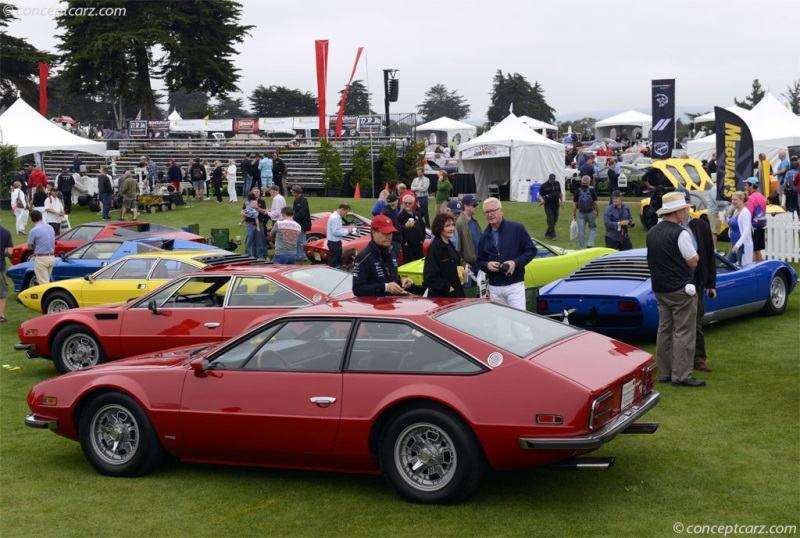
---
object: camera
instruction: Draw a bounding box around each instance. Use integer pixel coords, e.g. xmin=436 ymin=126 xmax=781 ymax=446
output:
xmin=500 ymin=262 xmax=510 ymax=273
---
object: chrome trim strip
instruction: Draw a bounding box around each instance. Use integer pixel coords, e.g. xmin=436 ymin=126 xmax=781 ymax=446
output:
xmin=25 ymin=414 xmax=58 ymax=430
xmin=519 ymin=391 xmax=661 ymax=450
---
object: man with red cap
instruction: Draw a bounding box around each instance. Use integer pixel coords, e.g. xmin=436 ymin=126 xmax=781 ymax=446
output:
xmin=352 ymin=215 xmax=414 ymax=296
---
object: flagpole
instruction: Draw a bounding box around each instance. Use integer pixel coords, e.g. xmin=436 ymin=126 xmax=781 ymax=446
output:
xmin=364 ymin=49 xmax=376 ymax=199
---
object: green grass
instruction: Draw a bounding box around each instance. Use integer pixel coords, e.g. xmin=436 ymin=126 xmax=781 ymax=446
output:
xmin=1 ymin=196 xmax=798 ymax=537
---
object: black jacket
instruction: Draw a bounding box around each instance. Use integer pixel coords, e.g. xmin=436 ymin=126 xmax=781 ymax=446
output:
xmin=352 ymin=240 xmax=401 ymax=296
xmin=292 ymin=195 xmax=311 ymax=231
xmin=688 ymin=217 xmax=716 ymax=291
xmin=423 ymin=236 xmax=465 ymax=298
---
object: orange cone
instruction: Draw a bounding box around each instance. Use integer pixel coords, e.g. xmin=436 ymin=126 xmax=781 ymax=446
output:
xmin=354 ymin=183 xmax=361 ymax=199
xmin=384 ymin=182 xmax=389 ymax=191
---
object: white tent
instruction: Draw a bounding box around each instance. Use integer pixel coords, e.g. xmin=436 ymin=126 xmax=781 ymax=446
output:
xmin=518 ymin=115 xmax=557 ymax=135
xmin=692 ymin=105 xmax=749 ymax=124
xmin=0 ymin=99 xmax=107 ymax=156
xmin=167 ymin=109 xmax=182 ymax=120
xmin=457 ymin=113 xmax=565 ymax=201
xmin=416 ymin=116 xmax=477 ymax=146
xmin=594 ymin=110 xmax=652 ymax=141
xmin=686 ymin=93 xmax=800 ymax=163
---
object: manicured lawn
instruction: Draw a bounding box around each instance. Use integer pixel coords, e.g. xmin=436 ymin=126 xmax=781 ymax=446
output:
xmin=1 ymin=195 xmax=797 ymax=537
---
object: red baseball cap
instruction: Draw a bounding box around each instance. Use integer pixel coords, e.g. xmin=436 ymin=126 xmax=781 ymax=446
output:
xmin=371 ymin=214 xmax=396 ymax=234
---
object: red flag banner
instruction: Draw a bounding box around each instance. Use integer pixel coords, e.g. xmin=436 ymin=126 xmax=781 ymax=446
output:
xmin=315 ymin=40 xmax=329 ymax=138
xmin=335 ymin=47 xmax=364 ymax=140
xmin=38 ymin=63 xmax=49 ymax=116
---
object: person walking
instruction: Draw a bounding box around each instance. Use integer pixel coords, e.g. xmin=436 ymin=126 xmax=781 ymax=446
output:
xmin=290 ymin=185 xmax=311 ymax=262
xmin=423 ymin=213 xmax=465 ymax=298
xmin=326 ymin=203 xmax=356 ymax=268
xmin=43 ymin=185 xmax=65 ymax=235
xmin=210 ymin=160 xmax=224 ymax=202
xmin=120 ymin=172 xmax=139 ymax=220
xmin=726 ymin=191 xmax=753 ymax=267
xmin=0 ymin=224 xmax=13 ymax=322
xmin=56 ymin=167 xmax=75 ymax=214
xmin=603 ymin=190 xmax=634 ymax=250
xmin=26 ymin=210 xmax=56 ymax=286
xmin=646 ymin=192 xmax=703 ymax=387
xmin=572 ymin=176 xmax=599 ymax=249
xmin=11 ymin=181 xmax=29 ymax=234
xmin=537 ymin=173 xmax=563 ymax=241
xmin=226 ymin=159 xmax=238 ymax=203
xmin=97 ymin=167 xmax=114 ymax=220
xmin=476 ymin=197 xmax=538 ymax=310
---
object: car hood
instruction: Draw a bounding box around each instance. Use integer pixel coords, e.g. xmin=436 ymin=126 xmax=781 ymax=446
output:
xmin=531 ymin=331 xmax=652 ymax=390
xmin=89 ymin=342 xmax=226 ymax=371
xmin=540 ymin=276 xmax=651 ymax=298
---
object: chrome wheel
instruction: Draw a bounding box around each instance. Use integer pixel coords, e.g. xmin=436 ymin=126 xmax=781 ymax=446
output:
xmin=767 ymin=275 xmax=787 ymax=313
xmin=61 ymin=332 xmax=101 ymax=371
xmin=46 ymin=297 xmax=71 ymax=313
xmin=393 ymin=422 xmax=457 ymax=492
xmin=88 ymin=403 xmax=140 ymax=466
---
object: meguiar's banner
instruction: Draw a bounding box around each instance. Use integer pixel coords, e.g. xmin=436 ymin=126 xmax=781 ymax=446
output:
xmin=715 ymin=106 xmax=753 ymax=201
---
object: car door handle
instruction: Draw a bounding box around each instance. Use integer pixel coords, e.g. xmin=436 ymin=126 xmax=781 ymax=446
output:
xmin=310 ymin=397 xmax=336 ymax=407
xmin=204 ymin=322 xmax=220 ymax=329
xmin=137 ymin=284 xmax=146 ymax=289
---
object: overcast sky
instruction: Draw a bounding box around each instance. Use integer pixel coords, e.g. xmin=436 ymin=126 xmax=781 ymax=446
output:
xmin=7 ymin=0 xmax=797 ymax=123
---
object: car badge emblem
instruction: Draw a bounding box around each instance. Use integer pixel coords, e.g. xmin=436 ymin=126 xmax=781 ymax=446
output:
xmin=488 ymin=352 xmax=503 ymax=367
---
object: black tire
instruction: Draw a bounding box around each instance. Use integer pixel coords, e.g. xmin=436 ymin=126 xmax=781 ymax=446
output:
xmin=379 ymin=407 xmax=485 ymax=504
xmin=52 ymin=323 xmax=107 ymax=374
xmin=762 ymin=274 xmax=788 ymax=315
xmin=21 ymin=251 xmax=33 ymax=263
xmin=44 ymin=290 xmax=78 ymax=314
xmin=79 ymin=392 xmax=165 ymax=477
xmin=23 ymin=273 xmax=41 ymax=291
xmin=628 ymin=182 xmax=642 ymax=197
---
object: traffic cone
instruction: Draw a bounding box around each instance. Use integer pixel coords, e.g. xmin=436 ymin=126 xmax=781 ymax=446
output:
xmin=384 ymin=182 xmax=389 ymax=192
xmin=354 ymin=183 xmax=361 ymax=199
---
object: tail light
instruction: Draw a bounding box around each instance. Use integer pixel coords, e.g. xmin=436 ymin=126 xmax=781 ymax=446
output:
xmin=537 ymin=300 xmax=548 ymax=311
xmin=589 ymin=391 xmax=615 ymax=431
xmin=642 ymin=362 xmax=657 ymax=394
xmin=618 ymin=301 xmax=640 ymax=312
xmin=536 ymin=414 xmax=564 ymax=425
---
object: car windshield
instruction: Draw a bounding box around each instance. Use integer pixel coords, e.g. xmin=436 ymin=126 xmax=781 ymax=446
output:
xmin=284 ymin=267 xmax=353 ymax=297
xmin=435 ymin=302 xmax=579 ymax=357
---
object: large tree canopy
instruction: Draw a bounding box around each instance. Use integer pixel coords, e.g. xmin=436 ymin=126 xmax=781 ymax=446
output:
xmin=249 ymin=86 xmax=317 ymax=117
xmin=0 ymin=3 xmax=57 ymax=109
xmin=486 ymin=70 xmax=555 ymax=124
xmin=417 ymin=84 xmax=470 ymax=122
xmin=733 ymin=79 xmax=766 ymax=110
xmin=337 ymin=80 xmax=374 ymax=115
xmin=56 ymin=0 xmax=252 ymax=120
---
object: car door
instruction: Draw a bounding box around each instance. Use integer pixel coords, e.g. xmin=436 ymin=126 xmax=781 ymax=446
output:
xmin=118 ymin=274 xmax=232 ymax=357
xmin=714 ymin=254 xmax=756 ymax=315
xmin=54 ymin=241 xmax=123 ymax=281
xmin=78 ymin=256 xmax=158 ymax=307
xmin=177 ymin=319 xmax=350 ymax=462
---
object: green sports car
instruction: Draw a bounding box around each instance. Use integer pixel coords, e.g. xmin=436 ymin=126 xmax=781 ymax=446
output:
xmin=398 ymin=239 xmax=615 ymax=307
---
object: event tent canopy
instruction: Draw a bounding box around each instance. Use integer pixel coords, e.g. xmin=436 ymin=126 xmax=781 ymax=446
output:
xmin=416 ymin=116 xmax=477 ymax=146
xmin=457 ymin=113 xmax=565 ymax=201
xmin=167 ymin=109 xmax=182 ymax=120
xmin=518 ymin=115 xmax=558 ymax=135
xmin=0 ymin=99 xmax=107 ymax=157
xmin=594 ymin=109 xmax=652 ymax=141
xmin=686 ymin=93 xmax=800 ymax=163
xmin=692 ymin=105 xmax=749 ymax=124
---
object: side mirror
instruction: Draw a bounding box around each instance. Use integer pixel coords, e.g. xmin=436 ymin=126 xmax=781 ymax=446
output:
xmin=148 ymin=299 xmax=160 ymax=315
xmin=59 ymin=252 xmax=67 ymax=261
xmin=83 ymin=274 xmax=94 ymax=282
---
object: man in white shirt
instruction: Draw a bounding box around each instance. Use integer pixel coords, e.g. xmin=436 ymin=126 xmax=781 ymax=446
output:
xmin=266 ymin=184 xmax=286 ymax=223
xmin=326 ymin=203 xmax=356 ymax=268
xmin=410 ymin=166 xmax=431 ymax=228
xmin=43 ymin=185 xmax=65 ymax=235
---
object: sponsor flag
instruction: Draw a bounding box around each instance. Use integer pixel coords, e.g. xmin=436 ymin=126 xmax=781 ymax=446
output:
xmin=38 ymin=63 xmax=49 ymax=116
xmin=715 ymin=106 xmax=753 ymax=201
xmin=135 ymin=109 xmax=142 ymax=120
xmin=335 ymin=47 xmax=364 ymax=140
xmin=651 ymin=79 xmax=676 ymax=158
xmin=315 ymin=40 xmax=329 ymax=138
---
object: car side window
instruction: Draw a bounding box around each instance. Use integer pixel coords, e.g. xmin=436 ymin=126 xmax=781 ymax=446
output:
xmin=239 ymin=319 xmax=352 ymax=372
xmin=227 ymin=276 xmax=309 ymax=308
xmin=348 ymin=321 xmax=482 ymax=374
xmin=98 ymin=258 xmax=155 ymax=280
xmin=162 ymin=275 xmax=231 ymax=308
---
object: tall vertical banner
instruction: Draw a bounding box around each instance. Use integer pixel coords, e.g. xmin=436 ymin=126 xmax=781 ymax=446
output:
xmin=715 ymin=106 xmax=754 ymax=201
xmin=651 ymin=79 xmax=676 ymax=158
xmin=335 ymin=47 xmax=364 ymax=140
xmin=38 ymin=63 xmax=49 ymax=116
xmin=315 ymin=40 xmax=329 ymax=138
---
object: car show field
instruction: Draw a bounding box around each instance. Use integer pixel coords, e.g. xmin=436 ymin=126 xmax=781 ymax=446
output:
xmin=1 ymin=197 xmax=797 ymax=534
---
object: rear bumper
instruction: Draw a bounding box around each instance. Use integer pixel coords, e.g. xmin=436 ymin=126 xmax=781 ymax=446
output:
xmin=519 ymin=390 xmax=661 ymax=450
xmin=14 ymin=343 xmax=42 ymax=359
xmin=26 ymin=414 xmax=58 ymax=430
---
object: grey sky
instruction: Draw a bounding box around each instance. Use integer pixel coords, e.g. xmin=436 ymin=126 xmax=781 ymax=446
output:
xmin=8 ymin=0 xmax=797 ymax=123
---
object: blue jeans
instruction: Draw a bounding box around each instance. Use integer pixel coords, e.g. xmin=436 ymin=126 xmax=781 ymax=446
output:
xmin=273 ymin=253 xmax=296 ymax=264
xmin=244 ymin=223 xmax=258 ymax=257
xmin=296 ymin=230 xmax=307 ymax=262
xmin=576 ymin=212 xmax=597 ymax=249
xmin=255 ymin=225 xmax=268 ymax=259
xmin=100 ymin=192 xmax=112 ymax=219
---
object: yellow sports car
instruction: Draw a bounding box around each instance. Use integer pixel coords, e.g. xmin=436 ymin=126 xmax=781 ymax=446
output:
xmin=17 ymin=251 xmax=244 ymax=314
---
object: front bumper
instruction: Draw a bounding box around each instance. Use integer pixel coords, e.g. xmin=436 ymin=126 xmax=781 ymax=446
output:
xmin=25 ymin=414 xmax=58 ymax=430
xmin=519 ymin=390 xmax=661 ymax=450
xmin=14 ymin=343 xmax=41 ymax=359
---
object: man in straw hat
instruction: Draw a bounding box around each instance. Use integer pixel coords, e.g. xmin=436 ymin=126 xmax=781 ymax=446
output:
xmin=646 ymin=192 xmax=705 ymax=387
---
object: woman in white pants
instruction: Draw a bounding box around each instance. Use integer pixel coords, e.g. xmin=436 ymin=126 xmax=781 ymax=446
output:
xmin=11 ymin=181 xmax=29 ymax=234
xmin=226 ymin=160 xmax=238 ymax=203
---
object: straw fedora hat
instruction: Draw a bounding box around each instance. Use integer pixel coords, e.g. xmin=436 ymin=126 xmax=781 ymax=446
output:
xmin=656 ymin=191 xmax=691 ymax=216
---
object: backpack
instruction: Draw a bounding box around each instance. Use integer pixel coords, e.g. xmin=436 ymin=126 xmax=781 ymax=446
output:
xmin=578 ymin=188 xmax=594 ymax=213
xmin=191 ymin=165 xmax=203 ymax=180
xmin=751 ymin=204 xmax=767 ymax=230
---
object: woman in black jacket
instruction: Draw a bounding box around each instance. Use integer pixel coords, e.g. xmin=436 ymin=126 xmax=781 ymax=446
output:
xmin=422 ymin=213 xmax=465 ymax=298
xmin=211 ymin=160 xmax=224 ymax=202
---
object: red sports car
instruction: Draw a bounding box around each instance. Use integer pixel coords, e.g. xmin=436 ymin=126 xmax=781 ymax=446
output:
xmin=10 ymin=221 xmax=206 ymax=266
xmin=25 ymin=297 xmax=660 ymax=504
xmin=306 ymin=211 xmax=372 ymax=242
xmin=16 ymin=264 xmax=354 ymax=374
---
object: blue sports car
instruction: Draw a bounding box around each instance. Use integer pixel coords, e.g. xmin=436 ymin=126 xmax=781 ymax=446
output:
xmin=536 ymin=249 xmax=797 ymax=337
xmin=7 ymin=238 xmax=221 ymax=292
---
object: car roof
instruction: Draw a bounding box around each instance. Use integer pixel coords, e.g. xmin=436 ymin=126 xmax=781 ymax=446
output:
xmin=198 ymin=263 xmax=341 ymax=276
xmin=270 ymin=296 xmax=468 ymax=320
